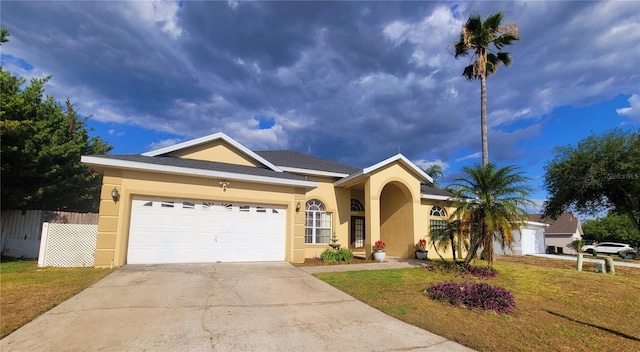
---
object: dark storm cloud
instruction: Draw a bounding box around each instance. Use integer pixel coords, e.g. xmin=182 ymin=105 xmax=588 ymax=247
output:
xmin=1 ymin=1 xmax=638 ymax=170
xmin=2 ymin=1 xmax=205 ymax=116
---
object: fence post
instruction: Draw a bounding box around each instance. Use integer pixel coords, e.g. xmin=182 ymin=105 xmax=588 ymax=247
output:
xmin=576 ymin=253 xmax=583 ymax=271
xmin=37 ymin=222 xmax=49 ymax=267
xmin=605 ymin=257 xmax=615 ymax=274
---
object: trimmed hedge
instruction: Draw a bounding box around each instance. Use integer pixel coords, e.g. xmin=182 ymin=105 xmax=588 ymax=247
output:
xmin=320 ymin=248 xmax=354 ymax=263
xmin=424 ymin=281 xmax=515 ymax=313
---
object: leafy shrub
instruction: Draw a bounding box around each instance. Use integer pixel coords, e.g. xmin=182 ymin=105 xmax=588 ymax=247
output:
xmin=424 ymin=281 xmax=515 ymax=313
xmin=320 ymin=249 xmax=338 ymax=262
xmin=337 ymin=248 xmax=354 ymax=262
xmin=320 ymin=248 xmax=354 ymax=263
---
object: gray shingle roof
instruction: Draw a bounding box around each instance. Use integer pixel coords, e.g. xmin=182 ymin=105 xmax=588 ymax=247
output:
xmin=529 ymin=213 xmax=581 ymax=234
xmin=255 ymin=150 xmax=360 ymax=175
xmin=420 ymin=184 xmax=455 ymax=197
xmin=87 ymin=154 xmax=310 ymax=182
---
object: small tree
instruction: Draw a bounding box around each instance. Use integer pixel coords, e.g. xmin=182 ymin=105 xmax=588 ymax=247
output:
xmin=1 ymin=67 xmax=112 ymax=212
xmin=449 ymin=163 xmax=534 ymax=266
xmin=543 ymin=129 xmax=640 ymax=235
xmin=430 ymin=218 xmax=469 ymax=263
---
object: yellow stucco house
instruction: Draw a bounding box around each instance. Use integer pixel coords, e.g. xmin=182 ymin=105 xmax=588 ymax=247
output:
xmin=81 ymin=132 xmax=456 ymax=267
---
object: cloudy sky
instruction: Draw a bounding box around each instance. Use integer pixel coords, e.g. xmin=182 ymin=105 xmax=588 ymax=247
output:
xmin=2 ymin=0 xmax=639 ymax=205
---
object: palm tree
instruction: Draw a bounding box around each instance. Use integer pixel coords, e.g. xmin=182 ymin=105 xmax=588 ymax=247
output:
xmin=453 ymin=12 xmax=520 ymax=165
xmin=429 ymin=218 xmax=469 ymax=264
xmin=424 ymin=164 xmax=444 ymax=188
xmin=448 ymin=163 xmax=534 ymax=266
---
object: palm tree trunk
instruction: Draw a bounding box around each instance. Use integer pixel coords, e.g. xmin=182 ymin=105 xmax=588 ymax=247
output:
xmin=480 ymin=75 xmax=488 ymax=165
xmin=484 ymin=232 xmax=494 ymax=266
xmin=449 ymin=234 xmax=456 ymax=263
xmin=463 ymin=238 xmax=479 ymax=266
xmin=464 ymin=228 xmax=483 ymax=266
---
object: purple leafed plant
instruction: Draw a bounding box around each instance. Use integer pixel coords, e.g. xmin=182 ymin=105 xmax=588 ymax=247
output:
xmin=424 ymin=281 xmax=515 ymax=313
xmin=460 ymin=265 xmax=499 ymax=279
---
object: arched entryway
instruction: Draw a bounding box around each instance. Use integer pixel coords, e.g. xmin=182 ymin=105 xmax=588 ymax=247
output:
xmin=379 ymin=182 xmax=414 ymax=257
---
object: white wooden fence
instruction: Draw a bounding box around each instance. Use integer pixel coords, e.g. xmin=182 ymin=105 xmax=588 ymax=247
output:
xmin=38 ymin=223 xmax=98 ymax=267
xmin=1 ymin=210 xmax=98 ymax=258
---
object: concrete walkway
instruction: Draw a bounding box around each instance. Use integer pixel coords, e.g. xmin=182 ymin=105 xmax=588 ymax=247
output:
xmin=528 ymin=253 xmax=640 ymax=268
xmin=1 ymin=262 xmax=473 ymax=352
xmin=299 ymin=256 xmax=431 ymax=274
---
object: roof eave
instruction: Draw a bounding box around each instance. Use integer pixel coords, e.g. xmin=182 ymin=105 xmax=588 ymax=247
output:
xmin=81 ymin=156 xmax=317 ymax=189
xmin=524 ymin=221 xmax=550 ymax=228
xmin=334 ymin=170 xmax=366 ymax=187
xmin=420 ymin=194 xmax=453 ymax=201
xmin=278 ymin=166 xmax=349 ymax=178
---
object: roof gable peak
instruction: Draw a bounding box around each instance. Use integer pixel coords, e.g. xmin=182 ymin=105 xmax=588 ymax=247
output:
xmin=141 ymin=132 xmax=282 ymax=172
xmin=363 ymin=154 xmax=433 ymax=183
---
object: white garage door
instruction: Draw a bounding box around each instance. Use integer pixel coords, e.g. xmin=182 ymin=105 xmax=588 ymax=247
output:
xmin=127 ymin=197 xmax=286 ymax=264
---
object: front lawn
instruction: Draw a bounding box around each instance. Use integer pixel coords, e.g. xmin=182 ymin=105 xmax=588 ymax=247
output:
xmin=316 ymin=256 xmax=640 ymax=352
xmin=0 ymin=259 xmax=114 ymax=338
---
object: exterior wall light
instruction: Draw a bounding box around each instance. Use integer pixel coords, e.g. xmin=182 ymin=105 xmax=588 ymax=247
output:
xmin=295 ymin=201 xmax=301 ymax=212
xmin=219 ymin=180 xmax=230 ymax=192
xmin=111 ymin=187 xmax=120 ymax=202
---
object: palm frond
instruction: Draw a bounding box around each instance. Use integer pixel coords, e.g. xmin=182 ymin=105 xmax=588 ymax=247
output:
xmin=448 ymin=163 xmax=534 ymax=266
xmin=484 ymin=12 xmax=505 ymax=33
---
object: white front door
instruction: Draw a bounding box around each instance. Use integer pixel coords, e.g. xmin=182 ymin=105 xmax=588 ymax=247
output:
xmin=127 ymin=197 xmax=286 ymax=264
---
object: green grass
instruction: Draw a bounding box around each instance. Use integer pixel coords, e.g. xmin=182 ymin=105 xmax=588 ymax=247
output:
xmin=0 ymin=259 xmax=114 ymax=338
xmin=316 ymin=256 xmax=640 ymax=352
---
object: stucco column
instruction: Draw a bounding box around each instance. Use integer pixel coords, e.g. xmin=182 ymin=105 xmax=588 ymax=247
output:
xmin=364 ymin=179 xmax=380 ymax=259
xmin=292 ymin=189 xmax=307 ymax=263
xmin=95 ymin=172 xmax=122 ymax=267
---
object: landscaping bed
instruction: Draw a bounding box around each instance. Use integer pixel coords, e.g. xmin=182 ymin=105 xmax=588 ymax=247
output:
xmin=316 ymin=255 xmax=640 ymax=351
xmin=296 ymin=257 xmax=375 ymax=266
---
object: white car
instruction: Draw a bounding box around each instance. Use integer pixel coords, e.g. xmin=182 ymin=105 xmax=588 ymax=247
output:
xmin=581 ymin=242 xmax=637 ymax=258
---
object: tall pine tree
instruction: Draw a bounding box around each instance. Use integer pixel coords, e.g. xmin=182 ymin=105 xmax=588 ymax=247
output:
xmin=1 ymin=65 xmax=112 ymax=212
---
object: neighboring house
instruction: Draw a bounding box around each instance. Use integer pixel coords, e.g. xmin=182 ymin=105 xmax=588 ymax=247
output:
xmin=81 ymin=132 xmax=457 ymax=267
xmin=528 ymin=213 xmax=584 ymax=254
xmin=493 ymin=220 xmax=548 ymax=256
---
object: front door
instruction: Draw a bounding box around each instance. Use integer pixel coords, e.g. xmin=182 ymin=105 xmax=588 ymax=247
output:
xmin=350 ymin=216 xmax=365 ymax=249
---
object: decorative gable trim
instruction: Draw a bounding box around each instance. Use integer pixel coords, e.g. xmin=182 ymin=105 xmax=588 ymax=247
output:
xmin=141 ymin=132 xmax=283 ymax=172
xmin=335 ymin=154 xmax=433 ymax=186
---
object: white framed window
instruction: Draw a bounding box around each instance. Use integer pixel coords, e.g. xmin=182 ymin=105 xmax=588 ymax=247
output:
xmin=430 ymin=220 xmax=447 ymax=233
xmin=429 ymin=205 xmax=447 ymax=236
xmin=430 ymin=205 xmax=447 ymax=217
xmin=305 ymin=199 xmax=332 ymax=244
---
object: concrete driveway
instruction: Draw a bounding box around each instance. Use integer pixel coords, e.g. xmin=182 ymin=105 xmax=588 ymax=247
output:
xmin=2 ymin=262 xmax=473 ymax=352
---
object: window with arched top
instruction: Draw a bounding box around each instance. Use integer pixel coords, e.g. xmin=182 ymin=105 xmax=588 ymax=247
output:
xmin=429 ymin=205 xmax=447 ymax=234
xmin=305 ymin=199 xmax=332 ymax=244
xmin=350 ymin=198 xmax=364 ymax=212
xmin=430 ymin=205 xmax=447 ymax=217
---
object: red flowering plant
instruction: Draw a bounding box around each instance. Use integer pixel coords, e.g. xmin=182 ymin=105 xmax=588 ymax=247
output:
xmin=373 ymin=240 xmax=386 ymax=252
xmin=415 ymin=239 xmax=427 ymax=251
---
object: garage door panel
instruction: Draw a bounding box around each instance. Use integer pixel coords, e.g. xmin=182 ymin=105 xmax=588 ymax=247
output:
xmin=128 ymin=198 xmax=286 ymax=264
